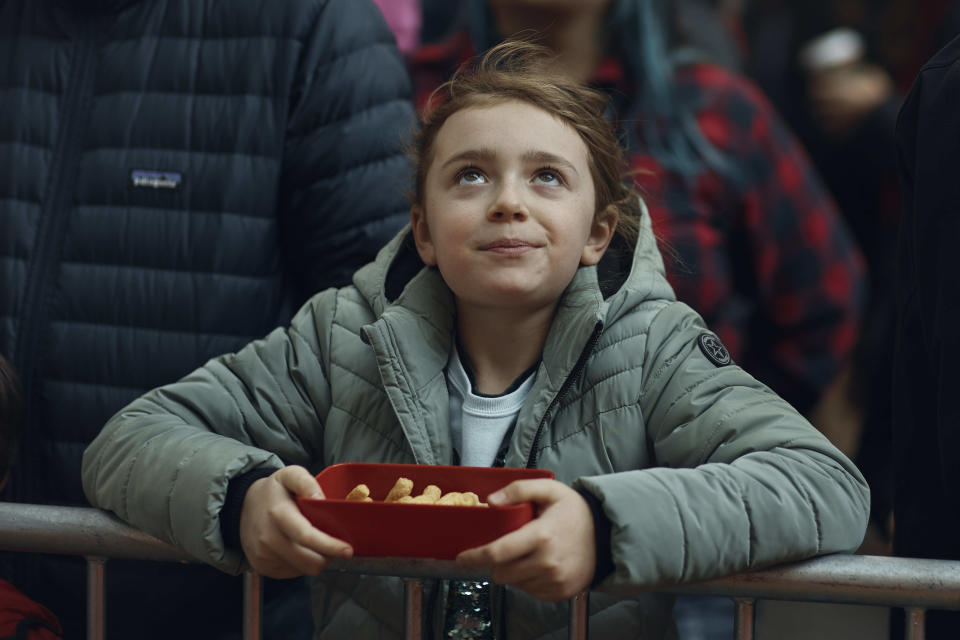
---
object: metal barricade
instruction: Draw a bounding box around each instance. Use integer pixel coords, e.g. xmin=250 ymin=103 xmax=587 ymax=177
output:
xmin=2 ymin=502 xmax=960 ymax=640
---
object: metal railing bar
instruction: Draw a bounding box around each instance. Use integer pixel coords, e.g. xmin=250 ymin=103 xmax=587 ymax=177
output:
xmin=568 ymin=590 xmax=588 ymax=640
xmin=403 ymin=578 xmax=424 ymax=640
xmin=658 ymin=554 xmax=960 ymax=611
xmin=243 ymin=570 xmax=262 ymax=640
xmin=325 ymin=556 xmax=488 ymax=581
xmin=86 ymin=556 xmax=106 ymax=640
xmin=0 ymin=503 xmax=192 ymax=563
xmin=733 ymin=597 xmax=755 ymax=640
xmin=4 ymin=504 xmax=960 ymax=613
xmin=905 ymin=607 xmax=926 ymax=640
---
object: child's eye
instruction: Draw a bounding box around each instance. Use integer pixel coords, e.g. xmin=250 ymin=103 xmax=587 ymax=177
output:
xmin=457 ymin=169 xmax=487 ymax=186
xmin=534 ymin=170 xmax=562 ymax=186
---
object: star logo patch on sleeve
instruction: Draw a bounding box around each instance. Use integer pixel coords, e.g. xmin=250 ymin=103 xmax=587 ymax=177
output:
xmin=697 ymin=333 xmax=732 ymax=367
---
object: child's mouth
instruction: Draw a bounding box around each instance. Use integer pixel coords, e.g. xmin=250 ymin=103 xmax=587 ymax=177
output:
xmin=480 ymin=238 xmax=540 ymax=255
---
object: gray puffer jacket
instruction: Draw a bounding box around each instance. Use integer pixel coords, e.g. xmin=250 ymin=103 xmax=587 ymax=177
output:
xmin=83 ymin=213 xmax=870 ymax=639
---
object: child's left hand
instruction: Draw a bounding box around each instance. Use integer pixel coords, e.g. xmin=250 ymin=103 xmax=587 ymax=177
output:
xmin=455 ymin=478 xmax=596 ymax=602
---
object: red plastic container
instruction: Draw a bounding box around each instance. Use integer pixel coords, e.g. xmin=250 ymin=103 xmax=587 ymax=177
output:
xmin=296 ymin=462 xmax=554 ymax=559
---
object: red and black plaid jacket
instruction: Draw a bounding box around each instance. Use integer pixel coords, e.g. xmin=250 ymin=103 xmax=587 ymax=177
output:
xmin=409 ymin=35 xmax=866 ymax=414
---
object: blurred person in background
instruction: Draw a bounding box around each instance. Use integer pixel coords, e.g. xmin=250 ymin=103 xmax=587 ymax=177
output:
xmin=409 ymin=1 xmax=867 ymax=637
xmin=741 ymin=0 xmax=960 ymax=554
xmin=677 ymin=0 xmax=747 ymax=72
xmin=0 ymin=0 xmax=415 ymax=637
xmin=372 ymin=0 xmax=423 ymax=58
xmin=796 ymin=22 xmax=901 ymax=556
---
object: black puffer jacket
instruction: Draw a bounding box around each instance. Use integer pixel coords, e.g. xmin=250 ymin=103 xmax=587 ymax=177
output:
xmin=0 ymin=0 xmax=414 ymax=636
xmin=893 ymin=32 xmax=960 ymax=640
xmin=0 ymin=0 xmax=414 ymax=503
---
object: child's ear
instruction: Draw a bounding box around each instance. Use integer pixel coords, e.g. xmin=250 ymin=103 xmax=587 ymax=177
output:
xmin=580 ymin=205 xmax=619 ymax=266
xmin=410 ymin=205 xmax=437 ymax=266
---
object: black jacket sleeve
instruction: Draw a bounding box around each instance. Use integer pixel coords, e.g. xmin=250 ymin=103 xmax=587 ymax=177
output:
xmin=893 ymin=33 xmax=960 ymax=563
xmin=279 ymin=0 xmax=415 ymax=299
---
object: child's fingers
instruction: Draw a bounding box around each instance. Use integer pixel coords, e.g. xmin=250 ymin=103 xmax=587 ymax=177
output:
xmin=458 ymin=483 xmax=596 ymax=601
xmin=247 ymin=502 xmax=352 ymax=577
xmin=287 ymin=521 xmax=354 ymax=560
xmin=240 ymin=468 xmax=350 ymax=578
xmin=484 ymin=544 xmax=586 ymax=601
xmin=486 ymin=478 xmax=564 ymax=507
xmin=254 ymin=546 xmax=316 ymax=579
xmin=457 ymin=527 xmax=580 ymax=601
xmin=281 ymin=539 xmax=342 ymax=576
xmin=271 ymin=496 xmax=353 ymax=559
xmin=275 ymin=465 xmax=325 ymax=499
xmin=485 ymin=552 xmax=541 ymax=586
xmin=459 ymin=480 xmax=569 ymax=566
xmin=456 ymin=520 xmax=542 ymax=568
xmin=253 ymin=532 xmax=340 ymax=578
xmin=507 ymin=574 xmax=573 ymax=603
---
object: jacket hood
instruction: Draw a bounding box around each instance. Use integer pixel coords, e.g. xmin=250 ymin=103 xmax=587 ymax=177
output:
xmin=352 ymin=198 xmax=675 ymax=324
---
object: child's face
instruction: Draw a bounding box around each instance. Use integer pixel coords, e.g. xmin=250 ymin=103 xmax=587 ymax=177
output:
xmin=412 ymin=100 xmax=615 ymax=314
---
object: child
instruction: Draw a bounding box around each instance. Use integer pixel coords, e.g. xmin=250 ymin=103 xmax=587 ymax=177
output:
xmin=82 ymin=41 xmax=869 ymax=639
xmin=0 ymin=354 xmax=63 ymax=639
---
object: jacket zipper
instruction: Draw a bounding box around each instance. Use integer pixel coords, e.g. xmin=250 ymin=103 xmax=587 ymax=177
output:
xmin=525 ymin=322 xmax=603 ymax=469
xmin=12 ymin=23 xmax=99 ymax=500
xmin=433 ymin=324 xmax=602 ymax=637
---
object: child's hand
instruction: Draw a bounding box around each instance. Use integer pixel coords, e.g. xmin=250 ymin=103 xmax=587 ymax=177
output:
xmin=239 ymin=465 xmax=353 ymax=578
xmin=455 ymin=479 xmax=595 ymax=602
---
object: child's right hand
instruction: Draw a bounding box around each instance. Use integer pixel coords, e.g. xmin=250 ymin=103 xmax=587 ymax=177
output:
xmin=239 ymin=465 xmax=353 ymax=578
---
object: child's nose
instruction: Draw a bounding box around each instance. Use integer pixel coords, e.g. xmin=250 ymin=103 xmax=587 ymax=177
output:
xmin=487 ymin=181 xmax=529 ymax=222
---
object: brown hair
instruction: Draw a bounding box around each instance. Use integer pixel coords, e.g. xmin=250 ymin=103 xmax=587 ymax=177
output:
xmin=0 ymin=353 xmax=20 ymax=487
xmin=412 ymin=39 xmax=642 ymax=248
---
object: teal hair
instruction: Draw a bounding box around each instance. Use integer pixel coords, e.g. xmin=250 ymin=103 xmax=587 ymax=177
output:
xmin=607 ymin=0 xmax=745 ymax=185
xmin=467 ymin=0 xmax=745 ymax=186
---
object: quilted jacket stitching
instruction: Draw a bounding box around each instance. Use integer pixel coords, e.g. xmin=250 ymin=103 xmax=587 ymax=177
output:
xmin=649 ymin=471 xmax=689 ymax=579
xmin=776 ymin=454 xmax=824 ymax=552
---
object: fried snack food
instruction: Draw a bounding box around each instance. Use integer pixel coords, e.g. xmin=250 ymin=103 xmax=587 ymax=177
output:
xmin=384 ymin=477 xmax=414 ymax=502
xmin=344 ymin=483 xmax=373 ymax=502
xmin=463 ymin=492 xmax=482 ymax=506
xmin=436 ymin=491 xmax=463 ymax=505
xmin=400 ymin=484 xmax=442 ymax=504
xmin=437 ymin=491 xmax=483 ymax=506
xmin=342 ymin=479 xmax=488 ymax=506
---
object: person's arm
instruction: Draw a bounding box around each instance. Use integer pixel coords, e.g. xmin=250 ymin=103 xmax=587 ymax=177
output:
xmin=279 ymin=0 xmax=416 ymax=297
xmin=575 ymin=302 xmax=869 ymax=590
xmin=81 ymin=291 xmax=337 ymax=573
xmin=458 ymin=301 xmax=868 ymax=597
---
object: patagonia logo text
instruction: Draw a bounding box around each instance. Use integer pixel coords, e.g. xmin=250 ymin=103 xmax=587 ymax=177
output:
xmin=130 ymin=169 xmax=183 ymax=190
